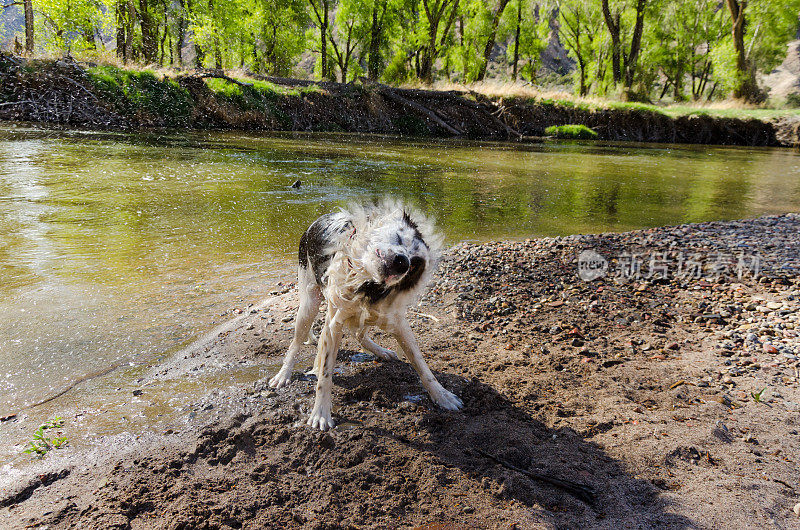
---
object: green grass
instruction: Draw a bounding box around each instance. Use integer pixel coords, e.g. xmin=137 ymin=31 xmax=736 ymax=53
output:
xmin=23 ymin=417 xmax=68 ymax=458
xmin=545 ymin=124 xmax=598 ymax=140
xmin=659 ymin=105 xmax=800 ymax=120
xmin=87 ymin=66 xmax=193 ymax=125
xmin=204 ymin=77 xmax=302 ymax=110
xmin=203 ymin=77 xmax=293 ymax=125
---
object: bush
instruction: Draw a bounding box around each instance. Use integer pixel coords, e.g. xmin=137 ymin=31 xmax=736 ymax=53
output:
xmin=786 ymin=93 xmax=800 ymax=109
xmin=545 ymin=124 xmax=598 ymax=140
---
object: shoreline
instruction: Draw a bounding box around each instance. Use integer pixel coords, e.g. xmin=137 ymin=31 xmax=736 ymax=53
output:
xmin=1 ymin=54 xmax=797 ymax=148
xmin=1 ymin=213 xmax=799 ymax=528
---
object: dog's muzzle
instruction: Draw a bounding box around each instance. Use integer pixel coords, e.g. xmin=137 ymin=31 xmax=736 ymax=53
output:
xmin=377 ymin=249 xmax=410 ymax=282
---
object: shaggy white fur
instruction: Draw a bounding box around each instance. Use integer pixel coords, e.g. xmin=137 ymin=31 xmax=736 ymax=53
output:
xmin=269 ymin=200 xmax=461 ymax=431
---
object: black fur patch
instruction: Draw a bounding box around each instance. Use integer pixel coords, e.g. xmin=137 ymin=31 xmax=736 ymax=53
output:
xmin=356 ymin=256 xmax=426 ymax=304
xmin=395 ymin=256 xmax=426 ymax=292
xmin=299 ymin=214 xmax=353 ymax=285
xmin=356 ymin=280 xmax=391 ymax=303
xmin=403 ymin=210 xmax=428 ymax=249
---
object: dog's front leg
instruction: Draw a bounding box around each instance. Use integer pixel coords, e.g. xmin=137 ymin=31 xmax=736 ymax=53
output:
xmin=270 ymin=267 xmax=322 ymax=389
xmin=393 ymin=318 xmax=463 ymax=411
xmin=307 ymin=305 xmax=344 ymax=431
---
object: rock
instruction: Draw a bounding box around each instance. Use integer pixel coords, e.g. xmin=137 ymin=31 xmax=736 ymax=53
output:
xmin=793 ymin=502 xmax=800 ymax=517
xmin=281 ymin=315 xmax=293 ymax=323
xmin=766 ymin=301 xmax=783 ymax=310
xmin=666 ymin=342 xmax=680 ymax=350
xmin=763 ymin=343 xmax=779 ymax=354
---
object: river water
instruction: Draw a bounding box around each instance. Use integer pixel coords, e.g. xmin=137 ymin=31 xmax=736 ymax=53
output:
xmin=1 ymin=123 xmax=799 ymax=465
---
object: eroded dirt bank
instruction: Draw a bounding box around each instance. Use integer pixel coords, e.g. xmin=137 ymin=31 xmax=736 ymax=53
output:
xmin=0 ymin=53 xmax=794 ymax=147
xmin=1 ymin=214 xmax=800 ymax=529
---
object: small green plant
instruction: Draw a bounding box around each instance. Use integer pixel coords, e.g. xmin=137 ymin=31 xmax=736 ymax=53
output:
xmin=545 ymin=124 xmax=598 ymax=140
xmin=751 ymin=387 xmax=767 ymax=403
xmin=23 ymin=417 xmax=68 ymax=458
xmin=786 ymin=93 xmax=800 ymax=109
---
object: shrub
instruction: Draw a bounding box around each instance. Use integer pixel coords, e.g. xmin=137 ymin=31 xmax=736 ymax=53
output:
xmin=545 ymin=124 xmax=598 ymax=140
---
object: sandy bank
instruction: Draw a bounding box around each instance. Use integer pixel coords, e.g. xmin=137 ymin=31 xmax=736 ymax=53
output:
xmin=1 ymin=214 xmax=799 ymax=529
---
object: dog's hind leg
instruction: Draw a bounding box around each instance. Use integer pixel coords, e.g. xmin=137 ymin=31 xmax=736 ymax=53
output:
xmin=307 ymin=303 xmax=344 ymax=431
xmin=359 ymin=332 xmax=398 ymax=361
xmin=392 ymin=318 xmax=462 ymax=411
xmin=269 ymin=266 xmax=322 ymax=389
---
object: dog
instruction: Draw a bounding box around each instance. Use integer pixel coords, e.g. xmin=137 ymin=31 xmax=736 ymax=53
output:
xmin=269 ymin=200 xmax=463 ymax=430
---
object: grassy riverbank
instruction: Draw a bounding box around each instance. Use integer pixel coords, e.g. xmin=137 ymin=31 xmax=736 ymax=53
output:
xmin=0 ymin=54 xmax=798 ymax=146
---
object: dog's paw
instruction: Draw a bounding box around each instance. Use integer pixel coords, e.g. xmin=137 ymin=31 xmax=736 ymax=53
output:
xmin=432 ymin=388 xmax=463 ymax=411
xmin=371 ymin=346 xmax=398 ymax=361
xmin=268 ymin=370 xmax=292 ymax=389
xmin=307 ymin=408 xmax=335 ymax=431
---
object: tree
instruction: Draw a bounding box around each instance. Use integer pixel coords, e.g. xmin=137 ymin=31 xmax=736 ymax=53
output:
xmin=23 ymin=0 xmax=34 ymax=53
xmin=724 ymin=0 xmax=759 ymax=101
xmin=599 ymin=0 xmax=648 ymax=98
xmin=502 ymin=0 xmax=551 ymax=83
xmin=475 ymin=0 xmax=511 ymax=80
xmin=558 ymin=0 xmax=601 ymax=95
xmin=308 ymin=0 xmax=333 ymax=79
xmin=419 ymin=0 xmax=460 ymax=84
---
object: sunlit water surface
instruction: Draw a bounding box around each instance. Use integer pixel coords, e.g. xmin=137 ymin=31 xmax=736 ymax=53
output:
xmin=1 ymin=124 xmax=799 ymax=465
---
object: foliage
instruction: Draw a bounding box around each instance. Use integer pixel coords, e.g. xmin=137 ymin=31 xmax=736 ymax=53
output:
xmin=23 ymin=417 xmax=68 ymax=458
xmin=87 ymin=66 xmax=193 ymax=125
xmin=545 ymin=124 xmax=597 ymax=139
xmin=2 ymin=0 xmax=799 ymax=104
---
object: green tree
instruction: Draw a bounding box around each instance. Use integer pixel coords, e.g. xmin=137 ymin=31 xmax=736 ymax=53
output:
xmin=418 ymin=0 xmax=460 ymax=84
xmin=557 ymin=0 xmax=601 ymax=94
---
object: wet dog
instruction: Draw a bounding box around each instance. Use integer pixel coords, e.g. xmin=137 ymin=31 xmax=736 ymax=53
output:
xmin=269 ymin=201 xmax=462 ymax=430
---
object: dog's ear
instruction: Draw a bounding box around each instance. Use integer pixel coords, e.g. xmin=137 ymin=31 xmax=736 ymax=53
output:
xmin=402 ymin=209 xmax=419 ymax=230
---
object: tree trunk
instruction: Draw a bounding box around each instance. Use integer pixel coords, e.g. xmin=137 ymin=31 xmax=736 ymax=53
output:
xmin=622 ymin=0 xmax=646 ymax=97
xmin=511 ymin=0 xmax=522 ymax=81
xmin=420 ymin=23 xmax=438 ymax=84
xmin=725 ymin=0 xmax=760 ymax=102
xmin=139 ymin=0 xmax=158 ymax=63
xmin=176 ymin=0 xmax=186 ymax=66
xmin=23 ymin=0 xmax=34 ymax=54
xmin=601 ymin=0 xmax=621 ymax=85
xmin=116 ymin=1 xmax=126 ymax=60
xmin=476 ymin=0 xmax=511 ymax=81
xmin=367 ymin=0 xmax=386 ymax=80
xmin=125 ymin=0 xmax=135 ymax=60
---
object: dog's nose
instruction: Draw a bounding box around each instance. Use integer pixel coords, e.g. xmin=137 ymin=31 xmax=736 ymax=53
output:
xmin=391 ymin=254 xmax=410 ymax=275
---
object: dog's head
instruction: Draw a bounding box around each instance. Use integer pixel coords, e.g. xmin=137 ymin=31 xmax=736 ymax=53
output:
xmin=322 ymin=201 xmax=442 ymax=306
xmin=360 ymin=209 xmax=431 ymax=290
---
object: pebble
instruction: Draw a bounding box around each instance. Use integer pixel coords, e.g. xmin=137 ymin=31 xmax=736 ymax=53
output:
xmin=281 ymin=316 xmax=293 ymax=323
xmin=793 ymin=502 xmax=800 ymax=516
xmin=763 ymin=344 xmax=779 ymax=354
